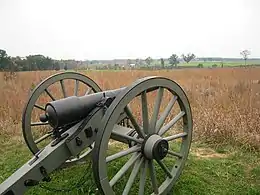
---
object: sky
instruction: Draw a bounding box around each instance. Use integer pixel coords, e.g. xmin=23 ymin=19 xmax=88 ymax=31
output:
xmin=0 ymin=0 xmax=259 ymax=60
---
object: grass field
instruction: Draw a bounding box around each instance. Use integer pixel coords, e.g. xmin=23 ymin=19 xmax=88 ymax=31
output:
xmin=91 ymin=60 xmax=260 ymax=70
xmin=0 ymin=67 xmax=260 ymax=194
xmin=144 ymin=60 xmax=260 ymax=68
xmin=177 ymin=61 xmax=260 ymax=67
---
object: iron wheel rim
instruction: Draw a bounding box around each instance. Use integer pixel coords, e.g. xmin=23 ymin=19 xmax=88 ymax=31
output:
xmin=22 ymin=71 xmax=102 ymax=164
xmin=93 ymin=76 xmax=193 ymax=195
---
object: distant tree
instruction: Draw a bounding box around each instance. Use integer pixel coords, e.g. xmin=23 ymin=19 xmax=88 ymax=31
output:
xmin=64 ymin=64 xmax=68 ymax=70
xmin=135 ymin=58 xmax=140 ymax=66
xmin=182 ymin=53 xmax=196 ymax=64
xmin=114 ymin=63 xmax=119 ymax=70
xmin=0 ymin=49 xmax=7 ymax=59
xmin=168 ymin=54 xmax=179 ymax=68
xmin=0 ymin=51 xmax=6 ymax=69
xmin=26 ymin=55 xmax=57 ymax=71
xmin=145 ymin=57 xmax=152 ymax=67
xmin=240 ymin=50 xmax=251 ymax=66
xmin=53 ymin=61 xmax=60 ymax=71
xmin=197 ymin=63 xmax=203 ymax=68
xmin=12 ymin=57 xmax=28 ymax=71
xmin=160 ymin=58 xmax=165 ymax=68
xmin=127 ymin=59 xmax=131 ymax=65
xmin=0 ymin=49 xmax=12 ymax=70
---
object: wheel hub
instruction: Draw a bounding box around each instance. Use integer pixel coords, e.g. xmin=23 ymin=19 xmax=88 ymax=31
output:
xmin=142 ymin=134 xmax=169 ymax=160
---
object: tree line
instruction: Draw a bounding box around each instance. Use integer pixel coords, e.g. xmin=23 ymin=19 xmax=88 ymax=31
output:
xmin=142 ymin=53 xmax=196 ymax=68
xmin=0 ymin=49 xmax=62 ymax=71
xmin=0 ymin=49 xmax=197 ymax=72
xmin=0 ymin=47 xmax=252 ymax=72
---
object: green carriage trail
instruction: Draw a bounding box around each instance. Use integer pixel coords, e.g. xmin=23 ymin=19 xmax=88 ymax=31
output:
xmin=0 ymin=139 xmax=259 ymax=195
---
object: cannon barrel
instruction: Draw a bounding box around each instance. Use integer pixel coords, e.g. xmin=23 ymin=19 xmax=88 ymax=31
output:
xmin=42 ymin=84 xmax=159 ymax=128
xmin=43 ymin=87 xmax=126 ymax=128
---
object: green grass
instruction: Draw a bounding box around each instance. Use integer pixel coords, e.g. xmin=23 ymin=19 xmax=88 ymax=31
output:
xmin=92 ymin=60 xmax=260 ymax=70
xmin=161 ymin=61 xmax=260 ymax=67
xmin=0 ymin=139 xmax=259 ymax=195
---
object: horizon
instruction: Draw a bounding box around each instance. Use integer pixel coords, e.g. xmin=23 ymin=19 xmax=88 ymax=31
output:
xmin=7 ymin=54 xmax=260 ymax=61
xmin=1 ymin=0 xmax=259 ymax=60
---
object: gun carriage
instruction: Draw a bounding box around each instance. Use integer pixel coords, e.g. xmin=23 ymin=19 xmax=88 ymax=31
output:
xmin=0 ymin=72 xmax=192 ymax=195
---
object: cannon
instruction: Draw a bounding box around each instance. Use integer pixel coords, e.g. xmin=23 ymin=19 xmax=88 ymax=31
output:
xmin=0 ymin=72 xmax=192 ymax=195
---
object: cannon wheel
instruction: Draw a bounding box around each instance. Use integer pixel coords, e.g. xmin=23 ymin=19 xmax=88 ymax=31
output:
xmin=22 ymin=71 xmax=102 ymax=165
xmin=93 ymin=76 xmax=193 ymax=195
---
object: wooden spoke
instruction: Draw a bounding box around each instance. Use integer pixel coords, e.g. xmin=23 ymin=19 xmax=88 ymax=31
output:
xmin=44 ymin=89 xmax=55 ymax=101
xmin=159 ymin=111 xmax=185 ymax=136
xmin=150 ymin=87 xmax=164 ymax=134
xmin=34 ymin=104 xmax=45 ymax=111
xmin=60 ymin=80 xmax=67 ymax=98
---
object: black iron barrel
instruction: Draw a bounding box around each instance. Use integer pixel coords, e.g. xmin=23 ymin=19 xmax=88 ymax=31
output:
xmin=42 ymin=87 xmax=126 ymax=128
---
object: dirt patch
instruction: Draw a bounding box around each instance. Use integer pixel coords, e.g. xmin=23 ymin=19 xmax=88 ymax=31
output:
xmin=191 ymin=147 xmax=229 ymax=159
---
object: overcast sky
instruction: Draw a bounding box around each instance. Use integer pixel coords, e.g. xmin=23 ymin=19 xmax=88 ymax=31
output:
xmin=0 ymin=0 xmax=259 ymax=60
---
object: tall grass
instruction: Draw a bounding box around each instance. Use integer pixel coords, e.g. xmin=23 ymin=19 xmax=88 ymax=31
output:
xmin=0 ymin=67 xmax=259 ymax=151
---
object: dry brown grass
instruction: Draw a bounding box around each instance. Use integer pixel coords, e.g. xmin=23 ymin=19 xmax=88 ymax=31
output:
xmin=0 ymin=67 xmax=260 ymax=151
